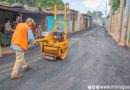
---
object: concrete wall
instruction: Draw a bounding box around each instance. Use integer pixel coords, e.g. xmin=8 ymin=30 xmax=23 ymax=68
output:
xmin=109 ymin=0 xmax=130 ymax=47
xmin=110 ymin=13 xmax=130 ymax=47
xmin=110 ymin=13 xmax=119 ymax=41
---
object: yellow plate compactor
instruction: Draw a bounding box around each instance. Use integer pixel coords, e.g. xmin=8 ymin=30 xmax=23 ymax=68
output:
xmin=34 ymin=3 xmax=69 ymax=61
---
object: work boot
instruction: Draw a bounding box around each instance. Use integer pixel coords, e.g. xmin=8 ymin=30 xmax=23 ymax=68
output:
xmin=11 ymin=72 xmax=23 ymax=80
xmin=23 ymin=64 xmax=31 ymax=72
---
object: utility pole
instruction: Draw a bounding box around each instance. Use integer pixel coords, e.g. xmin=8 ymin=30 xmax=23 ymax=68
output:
xmin=104 ymin=1 xmax=107 ymax=29
xmin=105 ymin=1 xmax=107 ymax=17
xmin=118 ymin=0 xmax=125 ymax=43
xmin=124 ymin=0 xmax=130 ymax=45
xmin=109 ymin=0 xmax=113 ymax=33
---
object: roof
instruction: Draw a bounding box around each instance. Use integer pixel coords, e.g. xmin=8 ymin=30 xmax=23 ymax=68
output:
xmin=45 ymin=10 xmax=69 ymax=15
xmin=0 ymin=3 xmax=79 ymax=15
xmin=69 ymin=9 xmax=79 ymax=13
xmin=0 ymin=4 xmax=46 ymax=14
xmin=82 ymin=14 xmax=91 ymax=17
xmin=45 ymin=9 xmax=79 ymax=15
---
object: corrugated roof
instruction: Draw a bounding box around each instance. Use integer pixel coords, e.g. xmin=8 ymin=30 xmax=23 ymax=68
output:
xmin=0 ymin=4 xmax=46 ymax=14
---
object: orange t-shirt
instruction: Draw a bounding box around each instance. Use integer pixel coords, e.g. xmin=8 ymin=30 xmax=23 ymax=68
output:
xmin=11 ymin=23 xmax=30 ymax=51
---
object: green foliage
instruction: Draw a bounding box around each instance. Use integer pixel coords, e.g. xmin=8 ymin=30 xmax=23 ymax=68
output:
xmin=113 ymin=0 xmax=120 ymax=11
xmin=36 ymin=0 xmax=64 ymax=10
xmin=0 ymin=0 xmax=64 ymax=10
xmin=0 ymin=0 xmax=16 ymax=4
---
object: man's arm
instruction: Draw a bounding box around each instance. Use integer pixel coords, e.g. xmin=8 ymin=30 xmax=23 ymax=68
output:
xmin=27 ymin=28 xmax=35 ymax=46
xmin=8 ymin=22 xmax=14 ymax=32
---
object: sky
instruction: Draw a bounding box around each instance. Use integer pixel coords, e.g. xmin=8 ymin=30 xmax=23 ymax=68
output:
xmin=63 ymin=0 xmax=110 ymax=16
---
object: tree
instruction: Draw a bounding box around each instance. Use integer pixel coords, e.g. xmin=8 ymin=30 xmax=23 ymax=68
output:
xmin=0 ymin=0 xmax=15 ymax=3
xmin=36 ymin=0 xmax=64 ymax=9
xmin=113 ymin=0 xmax=120 ymax=11
xmin=0 ymin=0 xmax=64 ymax=9
xmin=93 ymin=11 xmax=103 ymax=18
xmin=87 ymin=11 xmax=93 ymax=16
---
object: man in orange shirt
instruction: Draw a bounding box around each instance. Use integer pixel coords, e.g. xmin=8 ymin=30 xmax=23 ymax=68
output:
xmin=11 ymin=18 xmax=35 ymax=80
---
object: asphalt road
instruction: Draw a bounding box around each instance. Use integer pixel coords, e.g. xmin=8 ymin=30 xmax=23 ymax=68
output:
xmin=0 ymin=27 xmax=130 ymax=90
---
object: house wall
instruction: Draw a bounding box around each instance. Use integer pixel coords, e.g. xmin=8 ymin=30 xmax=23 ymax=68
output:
xmin=47 ymin=15 xmax=54 ymax=32
xmin=111 ymin=13 xmax=119 ymax=33
xmin=56 ymin=15 xmax=70 ymax=32
xmin=80 ymin=15 xmax=89 ymax=30
xmin=46 ymin=11 xmax=90 ymax=33
xmin=69 ymin=12 xmax=80 ymax=33
xmin=75 ymin=14 xmax=80 ymax=31
xmin=47 ymin=15 xmax=70 ymax=33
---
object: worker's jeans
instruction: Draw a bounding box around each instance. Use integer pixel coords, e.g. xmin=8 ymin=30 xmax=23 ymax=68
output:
xmin=11 ymin=51 xmax=27 ymax=76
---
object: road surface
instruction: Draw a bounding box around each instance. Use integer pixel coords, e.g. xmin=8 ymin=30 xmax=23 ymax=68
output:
xmin=0 ymin=27 xmax=130 ymax=90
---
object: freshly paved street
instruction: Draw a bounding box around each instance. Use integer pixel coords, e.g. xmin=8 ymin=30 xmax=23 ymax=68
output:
xmin=0 ymin=27 xmax=130 ymax=90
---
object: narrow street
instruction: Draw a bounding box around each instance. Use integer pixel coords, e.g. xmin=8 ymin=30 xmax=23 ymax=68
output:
xmin=0 ymin=27 xmax=130 ymax=90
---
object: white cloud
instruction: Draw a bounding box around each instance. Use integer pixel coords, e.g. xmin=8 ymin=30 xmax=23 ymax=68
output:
xmin=63 ymin=0 xmax=110 ymax=16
